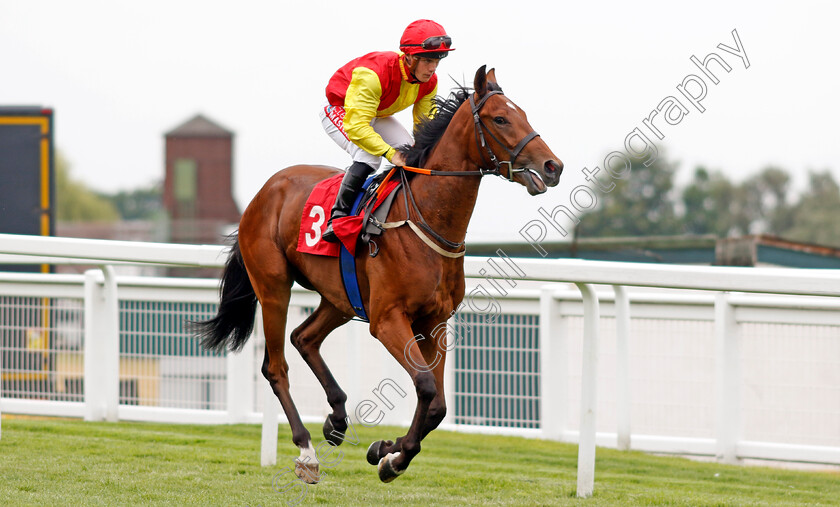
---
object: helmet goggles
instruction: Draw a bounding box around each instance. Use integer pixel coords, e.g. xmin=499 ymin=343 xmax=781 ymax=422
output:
xmin=402 ymin=35 xmax=452 ymax=51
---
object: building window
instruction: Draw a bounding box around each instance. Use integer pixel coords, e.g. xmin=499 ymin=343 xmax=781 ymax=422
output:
xmin=174 ymin=158 xmax=197 ymax=219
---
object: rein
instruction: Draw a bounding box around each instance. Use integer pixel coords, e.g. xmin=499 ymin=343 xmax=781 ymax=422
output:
xmin=369 ymin=166 xmax=468 ymax=258
xmin=378 ymin=89 xmax=541 ymax=259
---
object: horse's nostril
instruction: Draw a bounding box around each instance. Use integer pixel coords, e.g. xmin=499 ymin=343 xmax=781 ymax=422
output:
xmin=545 ymin=160 xmax=563 ymax=175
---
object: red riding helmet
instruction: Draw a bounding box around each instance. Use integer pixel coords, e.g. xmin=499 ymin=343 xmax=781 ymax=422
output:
xmin=399 ymin=19 xmax=454 ymax=59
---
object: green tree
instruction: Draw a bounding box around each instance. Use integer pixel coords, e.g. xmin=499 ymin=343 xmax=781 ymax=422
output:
xmin=104 ymin=183 xmax=163 ymax=220
xmin=736 ymin=166 xmax=793 ymax=235
xmin=681 ymin=166 xmax=795 ymax=237
xmin=781 ymin=171 xmax=840 ymax=246
xmin=681 ymin=166 xmax=738 ymax=236
xmin=578 ymin=155 xmax=681 ymax=237
xmin=56 ymin=152 xmax=120 ymax=222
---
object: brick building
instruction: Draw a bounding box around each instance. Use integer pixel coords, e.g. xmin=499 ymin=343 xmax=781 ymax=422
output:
xmin=163 ymin=114 xmax=240 ymax=245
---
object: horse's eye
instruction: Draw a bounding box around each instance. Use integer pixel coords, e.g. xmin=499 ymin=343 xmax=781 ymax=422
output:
xmin=493 ymin=116 xmax=507 ymax=125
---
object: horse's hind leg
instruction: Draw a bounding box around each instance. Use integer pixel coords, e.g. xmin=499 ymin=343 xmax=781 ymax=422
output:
xmin=258 ymin=283 xmax=321 ymax=483
xmin=289 ymin=298 xmax=353 ymax=446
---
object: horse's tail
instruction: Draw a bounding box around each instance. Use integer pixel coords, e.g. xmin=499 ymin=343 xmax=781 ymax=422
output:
xmin=195 ymin=236 xmax=258 ymax=353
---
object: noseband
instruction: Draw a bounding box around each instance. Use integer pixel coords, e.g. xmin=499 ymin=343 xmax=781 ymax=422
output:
xmin=469 ymin=90 xmax=541 ymax=181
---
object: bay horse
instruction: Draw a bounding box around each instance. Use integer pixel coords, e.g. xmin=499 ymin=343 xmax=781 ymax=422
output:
xmin=196 ymin=66 xmax=563 ymax=484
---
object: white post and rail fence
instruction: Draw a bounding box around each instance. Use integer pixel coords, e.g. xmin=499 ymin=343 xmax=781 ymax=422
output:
xmin=1 ymin=233 xmax=840 ymax=498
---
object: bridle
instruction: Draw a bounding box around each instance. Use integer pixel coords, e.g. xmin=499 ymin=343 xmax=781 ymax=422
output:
xmin=378 ymin=89 xmax=543 ymax=258
xmin=469 ymin=90 xmax=541 ymax=181
xmin=401 ymin=89 xmax=542 ymax=180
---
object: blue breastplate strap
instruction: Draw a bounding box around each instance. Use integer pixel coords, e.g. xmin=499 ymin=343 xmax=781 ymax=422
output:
xmin=338 ymin=177 xmax=374 ymax=322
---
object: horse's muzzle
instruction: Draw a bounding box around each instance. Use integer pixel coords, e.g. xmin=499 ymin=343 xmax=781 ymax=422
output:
xmin=542 ymin=159 xmax=563 ymax=187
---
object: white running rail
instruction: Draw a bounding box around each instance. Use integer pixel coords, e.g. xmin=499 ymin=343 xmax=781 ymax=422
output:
xmin=2 ymin=233 xmax=840 ymax=499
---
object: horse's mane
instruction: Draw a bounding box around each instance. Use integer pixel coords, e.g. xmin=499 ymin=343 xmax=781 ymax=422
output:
xmin=399 ymin=82 xmax=503 ymax=168
xmin=398 ymin=86 xmax=467 ymax=168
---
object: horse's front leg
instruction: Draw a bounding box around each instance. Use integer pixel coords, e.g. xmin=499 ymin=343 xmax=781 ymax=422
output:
xmin=367 ymin=310 xmax=438 ymax=482
xmin=414 ymin=316 xmax=449 ymax=438
xmin=367 ymin=317 xmax=449 ymax=464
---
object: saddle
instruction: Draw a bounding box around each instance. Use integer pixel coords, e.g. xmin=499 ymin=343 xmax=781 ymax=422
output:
xmin=296 ymin=170 xmax=402 ymax=258
xmin=297 ymin=167 xmax=467 ymax=321
xmin=351 ymin=170 xmax=402 ymax=251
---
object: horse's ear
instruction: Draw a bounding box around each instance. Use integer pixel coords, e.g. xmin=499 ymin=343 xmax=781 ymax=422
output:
xmin=486 ymin=68 xmax=497 ymax=85
xmin=474 ymin=65 xmax=487 ymax=98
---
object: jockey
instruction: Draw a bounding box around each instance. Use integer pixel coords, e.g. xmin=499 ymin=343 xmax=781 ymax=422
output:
xmin=320 ymin=19 xmax=454 ymax=243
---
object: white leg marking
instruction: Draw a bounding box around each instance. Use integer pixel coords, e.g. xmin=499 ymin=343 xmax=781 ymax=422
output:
xmin=298 ymin=441 xmax=319 ymax=465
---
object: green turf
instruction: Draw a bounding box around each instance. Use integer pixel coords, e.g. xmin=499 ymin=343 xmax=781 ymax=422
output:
xmin=0 ymin=415 xmax=838 ymax=506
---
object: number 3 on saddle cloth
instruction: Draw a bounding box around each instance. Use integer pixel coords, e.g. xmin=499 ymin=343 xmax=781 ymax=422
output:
xmin=296 ymin=172 xmax=401 ymax=321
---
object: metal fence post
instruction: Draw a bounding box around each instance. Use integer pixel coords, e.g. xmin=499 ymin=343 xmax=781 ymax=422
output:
xmin=84 ymin=267 xmax=120 ymax=422
xmin=0 ymin=348 xmax=3 ymax=439
xmin=101 ymin=266 xmax=121 ymax=422
xmin=575 ymin=282 xmax=600 ymax=499
xmin=715 ymin=292 xmax=741 ymax=464
xmin=226 ymin=328 xmax=256 ymax=423
xmin=83 ymin=269 xmax=106 ymax=421
xmin=261 ymin=379 xmax=280 ymax=466
xmin=442 ymin=319 xmax=456 ymax=427
xmin=345 ymin=318 xmax=363 ymax=422
xmin=257 ymin=302 xmax=280 ymax=466
xmin=613 ymin=285 xmax=631 ymax=451
xmin=539 ymin=284 xmax=567 ymax=441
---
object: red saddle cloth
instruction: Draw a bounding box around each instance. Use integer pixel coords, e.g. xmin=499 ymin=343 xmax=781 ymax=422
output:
xmin=297 ymin=173 xmax=400 ymax=257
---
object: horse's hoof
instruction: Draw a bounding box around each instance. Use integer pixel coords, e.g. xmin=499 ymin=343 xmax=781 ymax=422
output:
xmin=323 ymin=417 xmax=345 ymax=446
xmin=366 ymin=439 xmax=393 ymax=465
xmin=366 ymin=440 xmax=382 ymax=466
xmin=377 ymin=452 xmax=404 ymax=483
xmin=294 ymin=459 xmax=320 ymax=484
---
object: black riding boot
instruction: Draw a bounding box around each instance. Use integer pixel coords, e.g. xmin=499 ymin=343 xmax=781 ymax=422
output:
xmin=322 ymin=161 xmax=374 ymax=243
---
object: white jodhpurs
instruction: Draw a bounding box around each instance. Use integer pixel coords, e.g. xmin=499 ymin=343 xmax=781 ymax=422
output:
xmin=319 ymin=102 xmax=413 ymax=170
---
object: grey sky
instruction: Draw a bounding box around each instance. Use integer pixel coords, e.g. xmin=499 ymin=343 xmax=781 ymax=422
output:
xmin=3 ymin=1 xmax=838 ymax=241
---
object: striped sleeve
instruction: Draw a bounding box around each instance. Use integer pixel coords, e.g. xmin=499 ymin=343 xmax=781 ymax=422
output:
xmin=343 ymin=67 xmax=395 ymax=160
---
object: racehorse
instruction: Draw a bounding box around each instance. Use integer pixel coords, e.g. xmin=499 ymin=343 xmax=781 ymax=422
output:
xmin=195 ymin=66 xmax=563 ymax=484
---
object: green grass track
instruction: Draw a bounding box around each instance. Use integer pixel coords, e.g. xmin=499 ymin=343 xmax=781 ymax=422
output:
xmin=1 ymin=415 xmax=838 ymax=506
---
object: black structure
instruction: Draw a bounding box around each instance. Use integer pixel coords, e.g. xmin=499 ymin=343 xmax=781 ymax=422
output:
xmin=0 ymin=106 xmax=55 ymax=272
